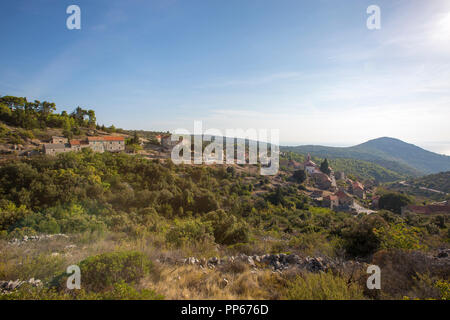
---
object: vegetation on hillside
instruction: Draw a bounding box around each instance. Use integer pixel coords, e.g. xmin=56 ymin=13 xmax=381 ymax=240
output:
xmin=282 ymin=137 xmax=450 ymax=176
xmin=0 ymin=150 xmax=448 ymax=299
xmin=281 ymin=151 xmax=405 ymax=183
xmin=0 ymin=95 xmax=127 ymax=143
xmin=0 ymin=95 xmax=448 ymax=300
xmin=406 ymin=171 xmax=450 ymax=194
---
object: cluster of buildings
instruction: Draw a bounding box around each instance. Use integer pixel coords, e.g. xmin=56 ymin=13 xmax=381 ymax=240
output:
xmin=155 ymin=134 xmax=179 ymax=149
xmin=295 ymin=154 xmax=372 ymax=212
xmin=323 ymin=190 xmax=355 ymax=210
xmin=322 ymin=180 xmax=369 ymax=211
xmin=43 ymin=136 xmax=125 ymax=155
xmin=302 ymin=154 xmax=337 ymax=190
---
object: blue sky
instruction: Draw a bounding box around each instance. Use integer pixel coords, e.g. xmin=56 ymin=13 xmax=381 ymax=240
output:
xmin=1 ymin=0 xmax=449 ymax=154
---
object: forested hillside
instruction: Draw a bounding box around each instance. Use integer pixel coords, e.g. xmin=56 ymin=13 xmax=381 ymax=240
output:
xmin=282 ymin=137 xmax=450 ymax=176
xmin=406 ymin=171 xmax=450 ymax=194
xmin=0 ymin=95 xmax=124 ymax=145
xmin=328 ymin=158 xmax=405 ymax=183
xmin=281 ymin=151 xmax=406 ymax=182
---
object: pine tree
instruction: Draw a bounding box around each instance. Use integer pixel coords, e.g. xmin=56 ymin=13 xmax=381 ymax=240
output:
xmin=320 ymin=158 xmax=331 ymax=175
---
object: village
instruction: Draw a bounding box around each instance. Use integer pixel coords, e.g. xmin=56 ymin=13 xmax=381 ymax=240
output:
xmin=2 ymin=129 xmax=448 ymax=217
xmin=7 ymin=131 xmax=375 ymax=214
xmin=285 ymin=153 xmax=450 ymax=216
xmin=281 ymin=153 xmax=377 ymax=215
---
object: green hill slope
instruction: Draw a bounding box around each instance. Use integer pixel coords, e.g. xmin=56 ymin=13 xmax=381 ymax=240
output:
xmin=281 ymin=151 xmax=406 ymax=182
xmin=405 ymin=171 xmax=450 ymax=194
xmin=282 ymin=137 xmax=450 ymax=177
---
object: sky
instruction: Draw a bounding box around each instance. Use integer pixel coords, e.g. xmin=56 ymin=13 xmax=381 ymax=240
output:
xmin=1 ymin=0 xmax=449 ymax=154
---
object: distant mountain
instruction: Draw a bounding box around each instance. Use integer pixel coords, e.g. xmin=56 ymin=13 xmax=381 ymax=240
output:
xmin=282 ymin=137 xmax=450 ymax=177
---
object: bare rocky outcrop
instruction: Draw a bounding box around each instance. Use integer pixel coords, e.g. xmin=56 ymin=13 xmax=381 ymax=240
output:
xmin=173 ymin=253 xmax=350 ymax=273
xmin=8 ymin=234 xmax=69 ymax=246
xmin=0 ymin=278 xmax=43 ymax=294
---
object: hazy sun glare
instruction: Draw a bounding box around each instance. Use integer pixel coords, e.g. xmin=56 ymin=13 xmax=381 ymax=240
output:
xmin=432 ymin=11 xmax=450 ymax=42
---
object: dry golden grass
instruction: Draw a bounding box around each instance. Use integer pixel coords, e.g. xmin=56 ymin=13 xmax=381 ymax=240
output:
xmin=143 ymin=265 xmax=289 ymax=300
xmin=1 ymin=233 xmax=294 ymax=300
xmin=0 ymin=232 xmax=346 ymax=300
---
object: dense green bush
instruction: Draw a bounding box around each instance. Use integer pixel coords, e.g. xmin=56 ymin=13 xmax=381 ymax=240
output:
xmin=166 ymin=219 xmax=213 ymax=247
xmin=341 ymin=215 xmax=387 ymax=257
xmin=373 ymin=223 xmax=426 ymax=250
xmin=378 ymin=192 xmax=411 ymax=214
xmin=76 ymin=251 xmax=153 ymax=291
xmin=203 ymin=209 xmax=250 ymax=245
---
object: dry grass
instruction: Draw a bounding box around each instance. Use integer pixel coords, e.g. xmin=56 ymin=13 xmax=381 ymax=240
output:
xmin=0 ymin=232 xmax=364 ymax=300
xmin=143 ymin=265 xmax=288 ymax=300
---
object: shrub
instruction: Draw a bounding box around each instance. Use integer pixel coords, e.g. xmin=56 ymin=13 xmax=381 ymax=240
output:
xmin=341 ymin=214 xmax=387 ymax=257
xmin=373 ymin=223 xmax=426 ymax=250
xmin=435 ymin=280 xmax=450 ymax=300
xmin=0 ymin=253 xmax=66 ymax=283
xmin=293 ymin=169 xmax=306 ymax=183
xmin=202 ymin=209 xmax=250 ymax=245
xmin=165 ymin=219 xmax=213 ymax=247
xmin=70 ymin=251 xmax=153 ymax=292
xmin=370 ymin=249 xmax=445 ymax=299
xmin=378 ymin=193 xmax=411 ymax=214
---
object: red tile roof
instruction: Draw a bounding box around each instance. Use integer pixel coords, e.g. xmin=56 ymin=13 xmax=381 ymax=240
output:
xmin=103 ymin=136 xmax=124 ymax=141
xmin=87 ymin=137 xmax=104 ymax=141
xmin=87 ymin=136 xmax=124 ymax=142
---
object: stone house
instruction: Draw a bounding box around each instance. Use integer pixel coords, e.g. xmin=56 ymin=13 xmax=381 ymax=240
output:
xmin=43 ymin=143 xmax=72 ymax=156
xmin=335 ymin=171 xmax=345 ymax=180
xmin=311 ymin=170 xmax=333 ymax=190
xmin=102 ymin=136 xmax=125 ymax=152
xmin=69 ymin=139 xmax=90 ymax=152
xmin=87 ymin=137 xmax=106 ymax=153
xmin=323 ymin=194 xmax=339 ymax=210
xmin=161 ymin=134 xmax=181 ymax=149
xmin=335 ymin=190 xmax=354 ymax=208
xmin=351 ymin=181 xmax=365 ymax=199
xmin=51 ymin=136 xmax=68 ymax=144
xmin=43 ymin=136 xmax=124 ymax=155
xmin=303 ymin=153 xmax=318 ymax=175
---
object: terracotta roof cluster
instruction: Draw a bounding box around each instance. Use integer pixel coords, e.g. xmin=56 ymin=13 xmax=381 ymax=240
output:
xmin=103 ymin=136 xmax=125 ymax=141
xmin=69 ymin=139 xmax=89 ymax=146
xmin=87 ymin=136 xmax=125 ymax=142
